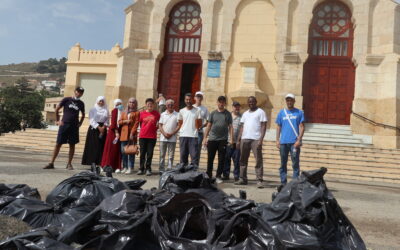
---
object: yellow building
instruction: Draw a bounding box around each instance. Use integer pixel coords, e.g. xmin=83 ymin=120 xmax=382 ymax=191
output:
xmin=65 ymin=0 xmax=400 ymax=148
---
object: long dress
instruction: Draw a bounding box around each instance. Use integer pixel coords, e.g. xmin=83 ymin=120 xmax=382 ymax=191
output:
xmin=82 ymin=106 xmax=109 ymax=166
xmin=101 ymin=108 xmax=121 ymax=170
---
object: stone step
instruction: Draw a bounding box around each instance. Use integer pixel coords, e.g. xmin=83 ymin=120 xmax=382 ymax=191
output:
xmin=304 ymin=128 xmax=353 ymax=135
xmin=3 ymin=135 xmax=400 ymax=161
xmin=305 ymin=123 xmax=352 ymax=131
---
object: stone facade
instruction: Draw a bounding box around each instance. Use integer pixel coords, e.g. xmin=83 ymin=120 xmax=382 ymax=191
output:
xmin=64 ymin=0 xmax=400 ymax=148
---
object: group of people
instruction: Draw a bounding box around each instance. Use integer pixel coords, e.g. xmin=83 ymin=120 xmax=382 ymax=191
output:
xmin=43 ymin=87 xmax=305 ymax=187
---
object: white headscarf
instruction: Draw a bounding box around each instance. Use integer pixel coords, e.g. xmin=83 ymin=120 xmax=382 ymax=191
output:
xmin=89 ymin=96 xmax=109 ymax=128
xmin=114 ymin=99 xmax=123 ymax=127
xmin=94 ymin=96 xmax=108 ymax=113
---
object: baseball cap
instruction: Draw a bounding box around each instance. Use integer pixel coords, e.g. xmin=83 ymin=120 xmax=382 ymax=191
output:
xmin=195 ymin=91 xmax=204 ymax=97
xmin=232 ymin=101 xmax=241 ymax=106
xmin=285 ymin=93 xmax=295 ymax=99
xmin=75 ymin=86 xmax=85 ymax=93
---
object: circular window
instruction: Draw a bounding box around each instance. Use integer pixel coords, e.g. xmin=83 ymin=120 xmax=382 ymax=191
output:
xmin=312 ymin=2 xmax=351 ymax=37
xmin=170 ymin=2 xmax=201 ymax=34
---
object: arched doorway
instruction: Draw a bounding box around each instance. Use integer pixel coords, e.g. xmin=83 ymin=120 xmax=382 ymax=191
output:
xmin=158 ymin=1 xmax=202 ymax=108
xmin=302 ymin=1 xmax=355 ymax=125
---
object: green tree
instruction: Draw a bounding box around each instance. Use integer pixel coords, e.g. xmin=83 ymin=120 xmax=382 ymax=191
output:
xmin=0 ymin=86 xmax=46 ymax=133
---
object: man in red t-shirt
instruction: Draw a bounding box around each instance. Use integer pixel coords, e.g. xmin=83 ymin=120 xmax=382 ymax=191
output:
xmin=137 ymin=98 xmax=160 ymax=176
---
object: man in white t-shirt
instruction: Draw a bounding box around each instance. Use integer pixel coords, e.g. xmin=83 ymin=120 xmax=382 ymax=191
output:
xmin=177 ymin=93 xmax=202 ymax=166
xmin=235 ymin=96 xmax=267 ymax=188
xmin=193 ymin=91 xmax=209 ymax=163
xmin=159 ymin=99 xmax=179 ymax=172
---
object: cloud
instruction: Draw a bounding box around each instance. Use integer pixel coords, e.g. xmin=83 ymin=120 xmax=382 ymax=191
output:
xmin=50 ymin=2 xmax=96 ymax=23
xmin=0 ymin=26 xmax=8 ymax=37
xmin=0 ymin=0 xmax=15 ymax=10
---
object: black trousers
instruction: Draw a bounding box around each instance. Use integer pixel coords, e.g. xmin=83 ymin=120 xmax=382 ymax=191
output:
xmin=207 ymin=140 xmax=227 ymax=178
xmin=139 ymin=138 xmax=157 ymax=171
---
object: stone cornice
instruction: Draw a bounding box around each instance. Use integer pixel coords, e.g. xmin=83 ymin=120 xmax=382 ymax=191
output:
xmin=365 ymin=54 xmax=385 ymax=66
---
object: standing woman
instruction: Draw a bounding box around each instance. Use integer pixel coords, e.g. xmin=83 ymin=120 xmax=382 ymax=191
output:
xmin=119 ymin=97 xmax=140 ymax=174
xmin=82 ymin=96 xmax=109 ymax=167
xmin=101 ymin=99 xmax=123 ymax=173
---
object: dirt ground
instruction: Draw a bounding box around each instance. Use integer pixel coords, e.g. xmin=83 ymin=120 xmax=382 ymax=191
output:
xmin=0 ymin=146 xmax=399 ymax=249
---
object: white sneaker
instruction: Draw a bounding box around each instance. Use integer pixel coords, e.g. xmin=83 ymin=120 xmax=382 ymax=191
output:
xmin=125 ymin=168 xmax=132 ymax=174
xmin=216 ymin=178 xmax=223 ymax=184
xmin=115 ymin=169 xmax=121 ymax=174
xmin=121 ymin=168 xmax=127 ymax=174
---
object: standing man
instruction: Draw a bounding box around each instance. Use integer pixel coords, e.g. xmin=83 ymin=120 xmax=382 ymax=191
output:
xmin=193 ymin=91 xmax=209 ymax=163
xmin=202 ymin=96 xmax=233 ymax=183
xmin=43 ymin=87 xmax=85 ymax=170
xmin=235 ymin=96 xmax=267 ymax=188
xmin=177 ymin=93 xmax=202 ymax=167
xmin=159 ymin=99 xmax=179 ymax=172
xmin=276 ymin=93 xmax=305 ymax=185
xmin=156 ymin=93 xmax=166 ymax=113
xmin=137 ymin=98 xmax=160 ymax=176
xmin=223 ymin=101 xmax=242 ymax=181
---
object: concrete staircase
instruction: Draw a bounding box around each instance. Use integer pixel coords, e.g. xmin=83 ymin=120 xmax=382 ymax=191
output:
xmin=303 ymin=124 xmax=372 ymax=147
xmin=0 ymin=128 xmax=399 ymax=184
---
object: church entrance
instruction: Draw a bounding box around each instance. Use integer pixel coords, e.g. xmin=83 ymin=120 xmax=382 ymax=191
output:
xmin=302 ymin=1 xmax=355 ymax=125
xmin=158 ymin=1 xmax=202 ymax=108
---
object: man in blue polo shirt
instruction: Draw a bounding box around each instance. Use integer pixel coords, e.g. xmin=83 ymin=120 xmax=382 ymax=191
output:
xmin=275 ymin=93 xmax=305 ymax=185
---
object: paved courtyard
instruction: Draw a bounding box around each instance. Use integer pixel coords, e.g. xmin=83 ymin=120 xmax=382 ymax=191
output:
xmin=0 ymin=146 xmax=399 ymax=249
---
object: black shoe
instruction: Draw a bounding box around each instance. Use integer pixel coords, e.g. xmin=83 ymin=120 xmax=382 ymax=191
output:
xmin=104 ymin=166 xmax=113 ymax=178
xmin=43 ymin=163 xmax=54 ymax=169
xmin=221 ymin=176 xmax=230 ymax=181
xmin=277 ymin=183 xmax=286 ymax=192
xmin=90 ymin=163 xmax=96 ymax=173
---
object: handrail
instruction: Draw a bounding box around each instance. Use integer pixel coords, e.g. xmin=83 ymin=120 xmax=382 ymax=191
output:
xmin=352 ymin=111 xmax=400 ymax=131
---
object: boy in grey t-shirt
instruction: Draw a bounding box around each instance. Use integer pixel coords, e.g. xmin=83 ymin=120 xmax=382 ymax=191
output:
xmin=203 ymin=96 xmax=233 ymax=183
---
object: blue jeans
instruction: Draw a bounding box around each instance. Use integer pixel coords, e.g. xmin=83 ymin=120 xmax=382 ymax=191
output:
xmin=223 ymin=145 xmax=240 ymax=179
xmin=279 ymin=143 xmax=300 ymax=184
xmin=121 ymin=141 xmax=135 ymax=169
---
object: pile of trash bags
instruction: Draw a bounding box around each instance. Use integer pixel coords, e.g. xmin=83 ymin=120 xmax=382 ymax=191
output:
xmin=0 ymin=166 xmax=366 ymax=250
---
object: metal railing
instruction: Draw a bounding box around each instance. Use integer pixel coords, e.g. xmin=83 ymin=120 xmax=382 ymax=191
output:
xmin=352 ymin=111 xmax=400 ymax=132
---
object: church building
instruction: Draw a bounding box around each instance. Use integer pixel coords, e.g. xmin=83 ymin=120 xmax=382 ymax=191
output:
xmin=64 ymin=0 xmax=400 ymax=148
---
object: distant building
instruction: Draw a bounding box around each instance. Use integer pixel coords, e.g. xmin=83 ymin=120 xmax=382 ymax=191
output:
xmin=42 ymin=97 xmax=63 ymax=125
xmin=41 ymin=80 xmax=58 ymax=90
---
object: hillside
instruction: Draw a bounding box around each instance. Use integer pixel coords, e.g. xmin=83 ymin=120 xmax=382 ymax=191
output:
xmin=0 ymin=61 xmax=65 ymax=86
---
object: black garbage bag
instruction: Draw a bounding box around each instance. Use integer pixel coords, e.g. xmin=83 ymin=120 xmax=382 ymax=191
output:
xmin=58 ymin=189 xmax=173 ymax=249
xmin=124 ymin=179 xmax=146 ymax=190
xmin=159 ymin=165 xmax=228 ymax=208
xmin=0 ymin=226 xmax=73 ymax=250
xmin=0 ymin=196 xmax=89 ymax=231
xmin=0 ymin=184 xmax=41 ymax=200
xmin=46 ymin=171 xmax=129 ymax=210
xmin=260 ymin=168 xmax=366 ymax=250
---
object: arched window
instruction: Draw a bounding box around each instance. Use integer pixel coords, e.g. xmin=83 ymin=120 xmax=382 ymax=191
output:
xmin=309 ymin=1 xmax=353 ymax=57
xmin=166 ymin=1 xmax=202 ymax=53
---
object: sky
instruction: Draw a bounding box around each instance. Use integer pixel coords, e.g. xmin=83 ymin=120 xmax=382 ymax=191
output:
xmin=0 ymin=0 xmax=133 ymax=65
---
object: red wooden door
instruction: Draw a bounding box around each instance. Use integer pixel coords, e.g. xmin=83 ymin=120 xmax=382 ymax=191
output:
xmin=158 ymin=1 xmax=202 ymax=107
xmin=303 ymin=1 xmax=355 ymax=125
xmin=303 ymin=60 xmax=355 ymax=124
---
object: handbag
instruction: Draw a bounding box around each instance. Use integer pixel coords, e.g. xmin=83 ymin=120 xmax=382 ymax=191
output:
xmin=124 ymin=141 xmax=139 ymax=155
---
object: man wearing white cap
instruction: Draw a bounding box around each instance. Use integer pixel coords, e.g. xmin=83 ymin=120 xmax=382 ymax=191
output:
xmin=193 ymin=91 xmax=209 ymax=163
xmin=275 ymin=93 xmax=305 ymax=186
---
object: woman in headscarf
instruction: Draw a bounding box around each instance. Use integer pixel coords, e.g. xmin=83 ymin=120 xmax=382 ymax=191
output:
xmin=101 ymin=99 xmax=123 ymax=173
xmin=118 ymin=97 xmax=140 ymax=174
xmin=82 ymin=96 xmax=109 ymax=167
